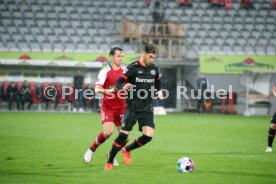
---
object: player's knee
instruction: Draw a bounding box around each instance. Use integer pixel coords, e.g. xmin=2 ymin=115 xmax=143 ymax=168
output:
xmin=120 ymin=130 xmax=130 ymax=135
xmin=271 ymin=123 xmax=276 ymax=130
xmin=114 ymin=132 xmax=129 ymax=146
xmin=268 ymin=127 xmax=276 ymax=136
xmin=142 ymin=127 xmax=155 ymax=137
xmin=138 ymin=134 xmax=153 ymax=145
xmin=104 ymin=129 xmax=114 ymax=137
xmin=144 ymin=135 xmax=153 ymax=143
xmin=143 ymin=131 xmax=154 ymax=137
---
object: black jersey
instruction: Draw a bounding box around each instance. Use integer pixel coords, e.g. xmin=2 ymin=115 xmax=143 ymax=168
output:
xmin=116 ymin=60 xmax=161 ymax=112
xmin=271 ymin=111 xmax=276 ymax=124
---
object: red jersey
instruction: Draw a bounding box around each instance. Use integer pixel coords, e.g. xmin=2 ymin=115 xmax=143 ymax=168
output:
xmin=96 ymin=65 xmax=126 ymax=110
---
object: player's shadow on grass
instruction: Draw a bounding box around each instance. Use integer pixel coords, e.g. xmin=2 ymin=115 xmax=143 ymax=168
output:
xmin=0 ymin=170 xmax=81 ymax=178
xmin=162 ymin=151 xmax=271 ymax=156
xmin=0 ymin=164 xmax=102 ymax=177
xmin=201 ymin=170 xmax=276 ymax=179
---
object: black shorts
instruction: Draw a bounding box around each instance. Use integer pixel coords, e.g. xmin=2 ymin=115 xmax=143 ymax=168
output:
xmin=122 ymin=109 xmax=154 ymax=132
xmin=271 ymin=112 xmax=276 ymax=124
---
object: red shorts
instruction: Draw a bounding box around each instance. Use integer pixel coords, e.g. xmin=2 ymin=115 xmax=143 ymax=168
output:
xmin=100 ymin=107 xmax=126 ymax=127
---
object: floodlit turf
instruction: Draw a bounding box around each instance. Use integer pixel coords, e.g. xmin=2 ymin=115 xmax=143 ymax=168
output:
xmin=0 ymin=112 xmax=276 ymax=184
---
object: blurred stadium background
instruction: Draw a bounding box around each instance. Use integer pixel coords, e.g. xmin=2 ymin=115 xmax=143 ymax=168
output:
xmin=0 ymin=0 xmax=276 ymax=114
xmin=1 ymin=1 xmax=276 ymax=184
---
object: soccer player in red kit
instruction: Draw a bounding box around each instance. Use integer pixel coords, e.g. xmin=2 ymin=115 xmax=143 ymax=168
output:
xmin=83 ymin=47 xmax=127 ymax=165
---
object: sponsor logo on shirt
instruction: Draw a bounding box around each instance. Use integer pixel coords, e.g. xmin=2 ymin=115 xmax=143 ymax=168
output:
xmin=135 ymin=77 xmax=155 ymax=83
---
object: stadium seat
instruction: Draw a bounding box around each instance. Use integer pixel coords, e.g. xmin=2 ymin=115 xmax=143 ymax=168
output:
xmin=255 ymin=46 xmax=266 ymax=55
xmin=222 ymin=44 xmax=233 ymax=54
xmin=266 ymin=45 xmax=275 ymax=55
xmin=244 ymin=45 xmax=255 ymax=55
xmin=41 ymin=42 xmax=52 ymax=52
xmin=0 ymin=0 xmax=273 ymax=54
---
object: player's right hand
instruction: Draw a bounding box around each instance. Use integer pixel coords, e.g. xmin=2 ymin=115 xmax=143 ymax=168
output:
xmin=156 ymin=90 xmax=164 ymax=100
xmin=105 ymin=88 xmax=115 ymax=94
xmin=123 ymin=83 xmax=134 ymax=90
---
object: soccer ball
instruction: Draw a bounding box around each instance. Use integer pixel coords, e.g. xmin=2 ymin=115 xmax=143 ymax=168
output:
xmin=177 ymin=157 xmax=194 ymax=173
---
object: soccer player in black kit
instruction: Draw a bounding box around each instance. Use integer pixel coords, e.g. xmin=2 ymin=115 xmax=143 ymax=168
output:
xmin=265 ymin=85 xmax=276 ymax=153
xmin=105 ymin=44 xmax=164 ymax=170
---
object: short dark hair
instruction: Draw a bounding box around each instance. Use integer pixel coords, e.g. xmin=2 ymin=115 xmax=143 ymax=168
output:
xmin=109 ymin=47 xmax=123 ymax=56
xmin=155 ymin=0 xmax=160 ymax=7
xmin=144 ymin=44 xmax=157 ymax=54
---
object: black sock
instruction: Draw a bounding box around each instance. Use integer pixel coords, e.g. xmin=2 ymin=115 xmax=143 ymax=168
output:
xmin=107 ymin=132 xmax=128 ymax=164
xmin=126 ymin=134 xmax=152 ymax=152
xmin=268 ymin=128 xmax=276 ymax=147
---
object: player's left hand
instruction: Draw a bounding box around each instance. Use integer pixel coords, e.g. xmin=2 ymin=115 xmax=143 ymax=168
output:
xmin=156 ymin=90 xmax=164 ymax=100
xmin=273 ymin=84 xmax=276 ymax=97
xmin=123 ymin=83 xmax=134 ymax=90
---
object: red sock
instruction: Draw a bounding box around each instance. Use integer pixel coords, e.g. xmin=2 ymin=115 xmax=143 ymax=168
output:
xmin=90 ymin=132 xmax=108 ymax=152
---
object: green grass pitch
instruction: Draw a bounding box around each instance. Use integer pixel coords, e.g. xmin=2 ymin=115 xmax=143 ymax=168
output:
xmin=0 ymin=112 xmax=276 ymax=184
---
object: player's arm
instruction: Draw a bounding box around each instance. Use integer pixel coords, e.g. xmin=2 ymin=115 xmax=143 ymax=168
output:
xmin=95 ymin=68 xmax=115 ymax=94
xmin=116 ymin=76 xmax=133 ymax=90
xmin=155 ymin=69 xmax=164 ymax=100
xmin=95 ymin=85 xmax=114 ymax=94
xmin=116 ymin=66 xmax=134 ymax=90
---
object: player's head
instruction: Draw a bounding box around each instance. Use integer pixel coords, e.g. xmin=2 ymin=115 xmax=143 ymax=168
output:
xmin=109 ymin=47 xmax=123 ymax=66
xmin=76 ymin=69 xmax=81 ymax=75
xmin=199 ymin=73 xmax=205 ymax=78
xmin=142 ymin=44 xmax=157 ymax=66
xmin=23 ymin=80 xmax=28 ymax=86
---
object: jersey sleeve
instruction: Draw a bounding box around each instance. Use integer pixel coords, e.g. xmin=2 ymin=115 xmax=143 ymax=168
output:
xmin=155 ymin=68 xmax=160 ymax=81
xmin=95 ymin=69 xmax=108 ymax=86
xmin=155 ymin=68 xmax=161 ymax=91
xmin=121 ymin=65 xmax=135 ymax=79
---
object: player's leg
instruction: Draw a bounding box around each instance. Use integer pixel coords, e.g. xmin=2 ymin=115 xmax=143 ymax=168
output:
xmin=124 ymin=126 xmax=154 ymax=153
xmin=84 ymin=122 xmax=114 ymax=163
xmin=122 ymin=126 xmax=154 ymax=166
xmin=21 ymin=98 xmax=25 ymax=110
xmin=105 ymin=130 xmax=129 ymax=170
xmin=83 ymin=109 xmax=114 ymax=163
xmin=114 ymin=125 xmax=129 ymax=147
xmin=8 ymin=95 xmax=12 ymax=110
xmin=105 ymin=110 xmax=135 ymax=170
xmin=123 ymin=112 xmax=155 ymax=165
xmin=106 ymin=112 xmax=125 ymax=166
xmin=125 ymin=112 xmax=154 ymax=152
xmin=196 ymin=99 xmax=200 ymax=114
xmin=266 ymin=112 xmax=276 ymax=152
xmin=93 ymin=122 xmax=115 ymax=151
xmin=28 ymin=97 xmax=32 ymax=110
xmin=202 ymin=97 xmax=206 ymax=113
xmin=115 ymin=110 xmax=129 ymax=147
xmin=15 ymin=95 xmax=20 ymax=110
